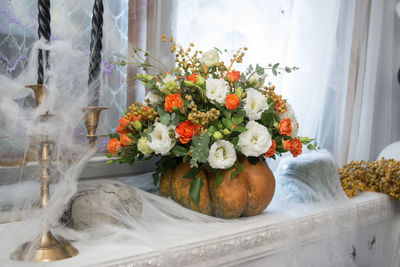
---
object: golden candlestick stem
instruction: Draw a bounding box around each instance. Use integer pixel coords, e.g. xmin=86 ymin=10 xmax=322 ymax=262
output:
xmin=10 ymin=85 xmax=79 ymax=262
xmin=83 ymin=106 xmax=108 ymax=148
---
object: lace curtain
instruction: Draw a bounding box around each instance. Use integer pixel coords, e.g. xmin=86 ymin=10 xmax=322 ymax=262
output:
xmin=0 ymin=0 xmax=128 ymax=151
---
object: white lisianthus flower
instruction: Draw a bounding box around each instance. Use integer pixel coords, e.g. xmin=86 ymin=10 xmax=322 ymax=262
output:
xmin=238 ymin=120 xmax=272 ymax=157
xmin=243 ymin=88 xmax=269 ymax=120
xmin=248 ymin=73 xmax=267 ymax=89
xmin=159 ymin=74 xmax=179 ymax=94
xmin=137 ymin=137 xmax=154 ymax=155
xmin=143 ymin=92 xmax=162 ymax=107
xmin=200 ymin=49 xmax=220 ymax=67
xmin=147 ymin=122 xmax=176 ymax=155
xmin=279 ymin=103 xmax=299 ymax=138
xmin=207 ymin=140 xmax=237 ymax=169
xmin=205 ymin=78 xmax=230 ymax=104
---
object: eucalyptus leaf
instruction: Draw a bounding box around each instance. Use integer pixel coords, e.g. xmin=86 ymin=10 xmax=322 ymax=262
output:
xmin=172 ymin=146 xmax=189 ymax=157
xmin=184 ymin=167 xmax=201 ymax=178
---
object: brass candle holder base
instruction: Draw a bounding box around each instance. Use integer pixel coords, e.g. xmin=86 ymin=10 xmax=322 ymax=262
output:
xmin=83 ymin=106 xmax=108 ymax=148
xmin=10 ymin=231 xmax=78 ymax=262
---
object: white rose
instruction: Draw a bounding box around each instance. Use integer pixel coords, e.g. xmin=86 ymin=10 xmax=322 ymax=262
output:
xmin=243 ymin=88 xmax=269 ymax=120
xmin=238 ymin=120 xmax=272 ymax=157
xmin=279 ymin=103 xmax=298 ymax=138
xmin=248 ymin=73 xmax=267 ymax=89
xmin=143 ymin=92 xmax=162 ymax=107
xmin=207 ymin=140 xmax=237 ymax=169
xmin=205 ymin=78 xmax=230 ymax=104
xmin=137 ymin=136 xmax=154 ymax=155
xmin=159 ymin=74 xmax=179 ymax=94
xmin=147 ymin=122 xmax=176 ymax=155
xmin=200 ymin=49 xmax=219 ymax=67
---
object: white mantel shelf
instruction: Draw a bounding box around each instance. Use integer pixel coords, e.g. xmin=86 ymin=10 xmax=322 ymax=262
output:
xmin=1 ymin=192 xmax=396 ymax=267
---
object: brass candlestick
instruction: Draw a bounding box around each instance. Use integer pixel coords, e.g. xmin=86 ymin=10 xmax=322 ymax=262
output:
xmin=10 ymin=85 xmax=79 ymax=262
xmin=83 ymin=106 xmax=108 ymax=148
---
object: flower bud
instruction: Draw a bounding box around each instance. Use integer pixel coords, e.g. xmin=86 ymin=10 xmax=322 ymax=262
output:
xmin=223 ymin=128 xmax=231 ymax=135
xmin=184 ymin=80 xmax=196 ymax=87
xmin=235 ymin=87 xmax=243 ymax=99
xmin=133 ymin=121 xmax=142 ymax=132
xmin=213 ymin=131 xmax=223 ymax=140
xmin=196 ymin=76 xmax=205 ymax=87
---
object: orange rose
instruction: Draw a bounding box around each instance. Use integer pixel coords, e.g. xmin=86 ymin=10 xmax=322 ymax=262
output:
xmin=120 ymin=134 xmax=133 ymax=147
xmin=128 ymin=114 xmax=142 ymax=122
xmin=283 ymin=138 xmax=302 ymax=157
xmin=107 ymin=138 xmax=121 ymax=155
xmin=225 ymin=94 xmax=240 ymax=110
xmin=265 ymin=140 xmax=276 ymax=158
xmin=279 ymin=118 xmax=292 ymax=136
xmin=186 ymin=73 xmax=198 ymax=84
xmin=119 ymin=116 xmax=130 ymax=128
xmin=164 ymin=93 xmax=184 ymax=113
xmin=117 ymin=125 xmax=129 ymax=135
xmin=176 ymin=120 xmax=202 ymax=144
xmin=227 ymin=70 xmax=241 ymax=82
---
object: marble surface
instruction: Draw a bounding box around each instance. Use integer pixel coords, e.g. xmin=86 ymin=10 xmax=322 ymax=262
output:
xmin=0 ymin=192 xmax=398 ymax=267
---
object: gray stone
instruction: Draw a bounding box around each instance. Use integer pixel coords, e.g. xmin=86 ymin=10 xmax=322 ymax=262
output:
xmin=62 ymin=181 xmax=142 ymax=230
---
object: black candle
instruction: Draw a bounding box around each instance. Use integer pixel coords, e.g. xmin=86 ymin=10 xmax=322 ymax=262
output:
xmin=37 ymin=0 xmax=51 ymax=85
xmin=88 ymin=0 xmax=104 ymax=106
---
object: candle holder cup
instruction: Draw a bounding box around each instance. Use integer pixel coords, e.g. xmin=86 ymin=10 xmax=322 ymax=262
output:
xmin=83 ymin=106 xmax=108 ymax=148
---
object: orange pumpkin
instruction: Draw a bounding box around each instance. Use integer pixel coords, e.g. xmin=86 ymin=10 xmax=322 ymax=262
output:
xmin=159 ymin=157 xmax=276 ymax=219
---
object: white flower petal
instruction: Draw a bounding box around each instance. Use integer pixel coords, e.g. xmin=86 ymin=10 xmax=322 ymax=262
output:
xmin=207 ymin=140 xmax=237 ymax=169
xmin=148 ymin=122 xmax=176 ymax=155
xmin=200 ymin=49 xmax=219 ymax=67
xmin=238 ymin=120 xmax=272 ymax=157
xmin=243 ymin=88 xmax=269 ymax=120
xmin=205 ymin=78 xmax=230 ymax=104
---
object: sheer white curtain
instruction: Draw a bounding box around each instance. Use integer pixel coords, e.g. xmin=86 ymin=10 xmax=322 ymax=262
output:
xmin=174 ymin=0 xmax=400 ymax=164
xmin=346 ymin=0 xmax=400 ymax=162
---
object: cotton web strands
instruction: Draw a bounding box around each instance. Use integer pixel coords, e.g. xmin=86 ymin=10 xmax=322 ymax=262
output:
xmin=339 ymin=158 xmax=400 ymax=200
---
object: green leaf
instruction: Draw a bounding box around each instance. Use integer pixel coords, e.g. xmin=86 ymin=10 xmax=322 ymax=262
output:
xmin=231 ymin=163 xmax=245 ymax=179
xmin=232 ymin=114 xmax=244 ymax=125
xmin=184 ymin=167 xmax=201 ymax=178
xmin=248 ymin=157 xmax=260 ymax=165
xmin=256 ymin=65 xmax=265 ymax=75
xmin=152 ymin=172 xmax=159 ymax=186
xmin=189 ymin=134 xmax=210 ymax=166
xmin=160 ymin=113 xmax=171 ymax=125
xmin=189 ymin=177 xmax=204 ymax=205
xmin=285 ymin=66 xmax=292 ymax=73
xmin=216 ymin=171 xmax=224 ymax=187
xmin=222 ymin=117 xmax=233 ymax=129
xmin=231 ymin=136 xmax=239 ymax=146
xmin=213 ymin=47 xmax=223 ymax=54
xmin=172 ymin=146 xmax=189 ymax=157
xmin=272 ymin=69 xmax=278 ymax=76
xmin=105 ymin=159 xmax=115 ymax=165
xmin=273 ymin=63 xmax=280 ymax=69
xmin=233 ymin=125 xmax=247 ymax=133
xmin=121 ymin=106 xmax=128 ymax=114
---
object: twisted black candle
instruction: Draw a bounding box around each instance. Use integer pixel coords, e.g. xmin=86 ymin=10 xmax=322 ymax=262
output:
xmin=88 ymin=0 xmax=104 ymax=106
xmin=37 ymin=0 xmax=51 ymax=85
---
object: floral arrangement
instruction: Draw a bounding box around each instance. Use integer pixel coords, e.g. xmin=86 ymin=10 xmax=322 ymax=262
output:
xmin=107 ymin=36 xmax=316 ymax=203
